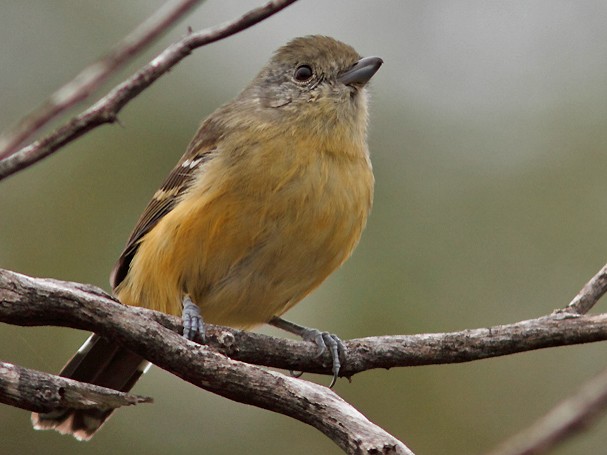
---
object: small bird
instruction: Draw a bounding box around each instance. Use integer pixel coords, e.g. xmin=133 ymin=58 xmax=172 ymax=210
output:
xmin=32 ymin=35 xmax=382 ymax=440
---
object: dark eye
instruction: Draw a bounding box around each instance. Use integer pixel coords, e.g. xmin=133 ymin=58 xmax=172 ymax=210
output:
xmin=293 ymin=64 xmax=313 ymax=82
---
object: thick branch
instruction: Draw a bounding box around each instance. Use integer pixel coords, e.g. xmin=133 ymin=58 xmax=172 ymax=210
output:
xmin=0 ymin=269 xmax=410 ymax=454
xmin=5 ymin=268 xmax=607 ymax=453
xmin=0 ymin=0 xmax=298 ymax=181
xmin=0 ymin=360 xmax=151 ymax=413
xmin=0 ymin=0 xmax=204 ymax=160
xmin=2 ymin=269 xmax=607 ymax=378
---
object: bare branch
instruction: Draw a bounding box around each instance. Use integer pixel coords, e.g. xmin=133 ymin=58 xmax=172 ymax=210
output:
xmin=0 ymin=0 xmax=299 ymax=181
xmin=3 ymin=261 xmax=607 ymax=453
xmin=2 ymin=259 xmax=607 ymax=453
xmin=0 ymin=360 xmax=152 ymax=413
xmin=2 ymin=268 xmax=607 ymax=378
xmin=4 ymin=266 xmax=607 ymax=454
xmin=485 ymin=365 xmax=607 ymax=455
xmin=0 ymin=268 xmax=410 ymax=454
xmin=0 ymin=0 xmax=204 ymax=160
xmin=565 ymin=263 xmax=607 ymax=315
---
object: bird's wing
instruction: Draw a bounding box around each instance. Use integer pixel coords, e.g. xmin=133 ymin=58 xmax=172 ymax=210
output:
xmin=110 ymin=124 xmax=218 ymax=290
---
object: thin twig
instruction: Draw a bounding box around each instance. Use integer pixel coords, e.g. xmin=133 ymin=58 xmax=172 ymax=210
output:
xmin=0 ymin=0 xmax=298 ymax=181
xmin=485 ymin=365 xmax=607 ymax=455
xmin=0 ymin=0 xmax=204 ymax=160
xmin=565 ymin=263 xmax=607 ymax=315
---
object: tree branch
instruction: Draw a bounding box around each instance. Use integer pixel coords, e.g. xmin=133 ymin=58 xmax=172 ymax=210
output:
xmin=0 ymin=268 xmax=411 ymax=454
xmin=485 ymin=364 xmax=607 ymax=455
xmin=565 ymin=263 xmax=607 ymax=315
xmin=3 ymin=268 xmax=607 ymax=378
xmin=0 ymin=361 xmax=152 ymax=413
xmin=3 ymin=266 xmax=607 ymax=454
xmin=0 ymin=0 xmax=299 ymax=181
xmin=0 ymin=0 xmax=204 ymax=160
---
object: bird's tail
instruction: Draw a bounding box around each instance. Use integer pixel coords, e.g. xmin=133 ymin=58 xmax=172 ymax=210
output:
xmin=31 ymin=334 xmax=149 ymax=440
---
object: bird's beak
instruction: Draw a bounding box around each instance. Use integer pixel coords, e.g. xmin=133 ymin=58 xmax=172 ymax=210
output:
xmin=338 ymin=56 xmax=383 ymax=86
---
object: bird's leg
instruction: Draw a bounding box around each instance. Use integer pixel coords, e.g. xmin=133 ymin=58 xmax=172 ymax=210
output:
xmin=182 ymin=295 xmax=205 ymax=342
xmin=269 ymin=316 xmax=346 ymax=388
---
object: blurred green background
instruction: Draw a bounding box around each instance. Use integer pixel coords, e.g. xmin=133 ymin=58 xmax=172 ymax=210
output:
xmin=2 ymin=1 xmax=607 ymax=454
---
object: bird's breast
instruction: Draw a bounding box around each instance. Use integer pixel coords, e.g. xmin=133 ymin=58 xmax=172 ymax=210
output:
xmin=124 ymin=136 xmax=374 ymax=327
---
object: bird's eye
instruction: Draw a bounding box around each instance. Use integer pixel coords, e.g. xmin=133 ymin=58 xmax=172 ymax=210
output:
xmin=293 ymin=65 xmax=314 ymax=82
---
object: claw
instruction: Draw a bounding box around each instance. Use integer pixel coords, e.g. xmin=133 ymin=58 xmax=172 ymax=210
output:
xmin=268 ymin=317 xmax=347 ymax=388
xmin=301 ymin=328 xmax=346 ymax=388
xmin=182 ymin=295 xmax=205 ymax=342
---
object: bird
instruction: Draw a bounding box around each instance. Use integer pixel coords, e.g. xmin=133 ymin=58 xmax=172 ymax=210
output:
xmin=32 ymin=34 xmax=382 ymax=440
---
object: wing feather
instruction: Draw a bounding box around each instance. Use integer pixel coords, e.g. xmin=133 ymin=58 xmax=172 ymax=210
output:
xmin=110 ymin=124 xmax=217 ymax=290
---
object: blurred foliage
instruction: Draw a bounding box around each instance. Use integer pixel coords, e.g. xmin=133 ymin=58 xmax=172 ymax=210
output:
xmin=2 ymin=1 xmax=607 ymax=454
